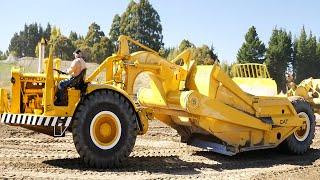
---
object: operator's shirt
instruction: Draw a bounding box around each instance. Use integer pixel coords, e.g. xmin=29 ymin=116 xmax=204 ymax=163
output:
xmin=68 ymin=58 xmax=86 ymax=77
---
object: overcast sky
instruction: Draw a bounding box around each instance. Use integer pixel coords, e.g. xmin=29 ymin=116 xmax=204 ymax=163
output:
xmin=0 ymin=0 xmax=319 ymax=62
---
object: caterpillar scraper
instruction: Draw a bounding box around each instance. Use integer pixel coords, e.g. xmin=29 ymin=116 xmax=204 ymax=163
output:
xmin=0 ymin=35 xmax=315 ymax=168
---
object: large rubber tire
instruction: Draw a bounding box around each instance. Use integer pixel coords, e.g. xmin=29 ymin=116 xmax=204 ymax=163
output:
xmin=72 ymin=89 xmax=138 ymax=168
xmin=279 ymin=99 xmax=315 ymax=154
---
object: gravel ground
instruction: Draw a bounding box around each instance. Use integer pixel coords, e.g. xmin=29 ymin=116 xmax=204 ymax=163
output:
xmin=0 ymin=121 xmax=320 ymax=179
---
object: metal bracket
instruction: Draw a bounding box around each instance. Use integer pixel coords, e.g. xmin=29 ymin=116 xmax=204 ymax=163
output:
xmin=188 ymin=138 xmax=237 ymax=156
xmin=53 ymin=125 xmax=68 ymax=137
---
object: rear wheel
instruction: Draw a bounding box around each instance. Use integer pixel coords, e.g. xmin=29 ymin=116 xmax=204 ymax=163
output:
xmin=280 ymin=99 xmax=315 ymax=154
xmin=72 ymin=89 xmax=138 ymax=168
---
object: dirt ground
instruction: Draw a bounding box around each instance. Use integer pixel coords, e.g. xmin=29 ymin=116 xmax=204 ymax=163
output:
xmin=0 ymin=121 xmax=320 ymax=179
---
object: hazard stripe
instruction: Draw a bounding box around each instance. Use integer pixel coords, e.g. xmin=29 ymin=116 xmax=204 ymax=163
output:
xmin=21 ymin=115 xmax=27 ymax=124
xmin=11 ymin=114 xmax=16 ymax=124
xmin=26 ymin=116 xmax=31 ymax=125
xmin=31 ymin=116 xmax=38 ymax=125
xmin=51 ymin=117 xmax=58 ymax=127
xmin=0 ymin=113 xmax=72 ymax=127
xmin=44 ymin=117 xmax=51 ymax=126
xmin=1 ymin=114 xmax=6 ymax=123
xmin=16 ymin=115 xmax=21 ymax=124
xmin=37 ymin=116 xmax=44 ymax=126
xmin=6 ymin=114 xmax=11 ymax=123
xmin=65 ymin=117 xmax=72 ymax=127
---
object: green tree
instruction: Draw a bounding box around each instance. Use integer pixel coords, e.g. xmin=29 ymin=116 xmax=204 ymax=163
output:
xmin=48 ymin=27 xmax=76 ymax=60
xmin=294 ymin=27 xmax=319 ymax=83
xmin=8 ymin=32 xmax=25 ymax=57
xmin=113 ymin=0 xmax=163 ymax=51
xmin=0 ymin=50 xmax=7 ymax=60
xmin=52 ymin=36 xmax=76 ymax=60
xmin=43 ymin=23 xmax=52 ymax=40
xmin=166 ymin=39 xmax=195 ymax=60
xmin=8 ymin=23 xmax=52 ymax=57
xmin=194 ymin=45 xmax=218 ymax=65
xmin=306 ymin=33 xmax=318 ymax=78
xmin=166 ymin=39 xmax=218 ymax=64
xmin=237 ymin=26 xmax=266 ymax=63
xmin=85 ymin=22 xmax=105 ymax=47
xmin=25 ymin=23 xmax=42 ymax=56
xmin=317 ymin=40 xmax=320 ymax=77
xmin=91 ymin=37 xmax=114 ymax=63
xmin=109 ymin=14 xmax=121 ymax=43
xmin=69 ymin=31 xmax=79 ymax=41
xmin=265 ymin=28 xmax=293 ymax=92
xmin=179 ymin=39 xmax=195 ymax=51
xmin=159 ymin=47 xmax=174 ymax=58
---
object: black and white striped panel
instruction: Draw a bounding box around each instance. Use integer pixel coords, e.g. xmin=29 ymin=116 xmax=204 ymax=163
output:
xmin=0 ymin=113 xmax=72 ymax=127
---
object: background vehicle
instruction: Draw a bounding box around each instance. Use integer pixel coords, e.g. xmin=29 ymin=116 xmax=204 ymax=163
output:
xmin=231 ymin=63 xmax=278 ymax=96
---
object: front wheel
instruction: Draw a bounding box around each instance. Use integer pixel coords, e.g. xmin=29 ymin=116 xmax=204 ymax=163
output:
xmin=72 ymin=89 xmax=138 ymax=168
xmin=280 ymin=99 xmax=315 ymax=154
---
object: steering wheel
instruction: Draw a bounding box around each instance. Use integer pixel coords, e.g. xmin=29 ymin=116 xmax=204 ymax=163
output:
xmin=53 ymin=69 xmax=68 ymax=75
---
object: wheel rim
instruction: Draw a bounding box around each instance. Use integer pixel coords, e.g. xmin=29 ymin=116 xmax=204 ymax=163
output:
xmin=90 ymin=111 xmax=121 ymax=150
xmin=294 ymin=112 xmax=310 ymax=142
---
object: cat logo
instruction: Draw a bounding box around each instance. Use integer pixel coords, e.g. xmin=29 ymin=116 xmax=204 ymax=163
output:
xmin=20 ymin=77 xmax=46 ymax=81
xmin=280 ymin=119 xmax=288 ymax=125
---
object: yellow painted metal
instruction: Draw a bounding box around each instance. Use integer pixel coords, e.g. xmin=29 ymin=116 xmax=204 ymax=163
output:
xmin=231 ymin=63 xmax=277 ymax=96
xmin=92 ymin=113 xmax=120 ymax=147
xmin=0 ymin=89 xmax=10 ymax=113
xmin=11 ymin=67 xmax=22 ymax=113
xmin=0 ymin=35 xmax=308 ymax=152
xmin=287 ymin=77 xmax=320 ymax=113
xmin=43 ymin=48 xmax=55 ymax=114
xmin=43 ymin=58 xmax=61 ymax=74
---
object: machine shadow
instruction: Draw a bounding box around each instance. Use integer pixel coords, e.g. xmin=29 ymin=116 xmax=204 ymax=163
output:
xmin=43 ymin=148 xmax=320 ymax=174
xmin=194 ymin=148 xmax=320 ymax=171
xmin=43 ymin=155 xmax=204 ymax=175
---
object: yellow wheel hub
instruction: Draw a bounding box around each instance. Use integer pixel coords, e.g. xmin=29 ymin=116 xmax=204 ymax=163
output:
xmin=294 ymin=112 xmax=310 ymax=142
xmin=100 ymin=123 xmax=112 ymax=137
xmin=90 ymin=111 xmax=121 ymax=149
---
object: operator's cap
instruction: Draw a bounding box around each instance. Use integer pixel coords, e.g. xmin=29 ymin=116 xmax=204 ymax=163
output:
xmin=73 ymin=49 xmax=82 ymax=55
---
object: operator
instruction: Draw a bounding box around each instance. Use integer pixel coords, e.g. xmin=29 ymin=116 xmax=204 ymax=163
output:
xmin=54 ymin=49 xmax=87 ymax=106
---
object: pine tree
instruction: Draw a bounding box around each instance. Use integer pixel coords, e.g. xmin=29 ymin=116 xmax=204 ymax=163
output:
xmin=265 ymin=28 xmax=292 ymax=92
xmin=43 ymin=23 xmax=52 ymax=40
xmin=111 ymin=0 xmax=163 ymax=51
xmin=26 ymin=23 xmax=41 ymax=57
xmin=91 ymin=37 xmax=114 ymax=63
xmin=306 ymin=33 xmax=318 ymax=78
xmin=294 ymin=27 xmax=319 ymax=83
xmin=179 ymin=39 xmax=195 ymax=51
xmin=48 ymin=27 xmax=75 ymax=60
xmin=72 ymin=22 xmax=115 ymax=62
xmin=85 ymin=22 xmax=105 ymax=47
xmin=69 ymin=31 xmax=79 ymax=41
xmin=317 ymin=40 xmax=320 ymax=77
xmin=0 ymin=50 xmax=6 ymax=60
xmin=109 ymin=14 xmax=121 ymax=43
xmin=8 ymin=32 xmax=24 ymax=57
xmin=8 ymin=23 xmax=42 ymax=57
xmin=166 ymin=39 xmax=218 ymax=65
xmin=237 ymin=26 xmax=266 ymax=63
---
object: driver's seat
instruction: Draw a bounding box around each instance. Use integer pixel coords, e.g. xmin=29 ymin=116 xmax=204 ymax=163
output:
xmin=70 ymin=69 xmax=87 ymax=89
xmin=55 ymin=69 xmax=87 ymax=106
xmin=70 ymin=69 xmax=88 ymax=97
